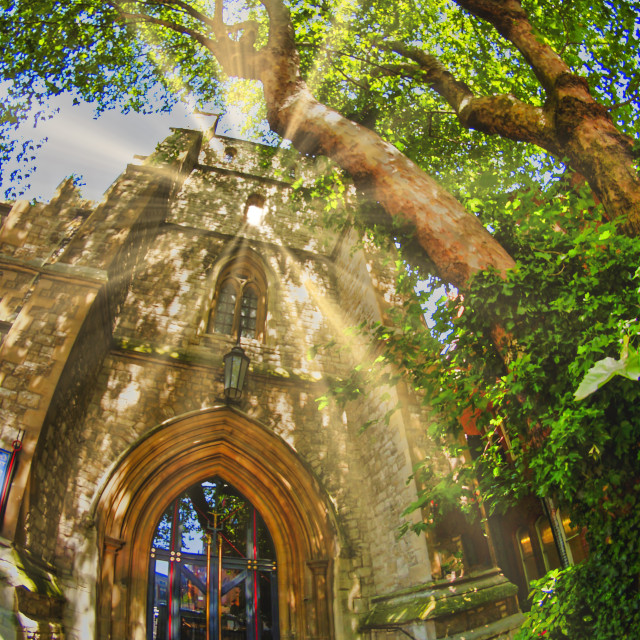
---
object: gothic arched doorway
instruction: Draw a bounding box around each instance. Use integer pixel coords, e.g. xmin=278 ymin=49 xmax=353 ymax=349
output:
xmin=148 ymin=477 xmax=279 ymax=640
xmin=95 ymin=406 xmax=337 ymax=640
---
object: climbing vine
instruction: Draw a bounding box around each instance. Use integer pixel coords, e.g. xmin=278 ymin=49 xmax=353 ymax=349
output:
xmin=320 ymin=179 xmax=640 ymax=637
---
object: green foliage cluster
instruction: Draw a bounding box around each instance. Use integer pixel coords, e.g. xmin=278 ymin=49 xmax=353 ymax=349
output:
xmin=3 ymin=0 xmax=639 ymax=201
xmin=0 ymin=0 xmax=228 ymax=197
xmin=316 ymin=178 xmax=640 ymax=634
xmin=357 ymin=182 xmax=640 ymax=636
xmin=3 ymin=0 xmax=640 ymax=631
xmin=290 ymin=0 xmax=536 ymax=194
xmin=520 ymin=556 xmax=640 ymax=639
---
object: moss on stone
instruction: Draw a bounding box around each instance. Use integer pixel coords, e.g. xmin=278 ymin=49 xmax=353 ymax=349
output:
xmin=361 ymin=570 xmax=518 ymax=628
xmin=113 ymin=335 xmax=324 ymax=384
xmin=10 ymin=548 xmax=63 ymax=600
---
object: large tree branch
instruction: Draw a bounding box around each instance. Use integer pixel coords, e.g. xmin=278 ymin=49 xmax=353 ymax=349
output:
xmin=111 ymin=0 xmax=265 ymax=79
xmin=206 ymin=0 xmax=263 ymax=78
xmin=108 ymin=0 xmax=640 ymax=233
xmin=181 ymin=0 xmax=513 ymax=286
xmin=108 ymin=0 xmax=220 ymax=53
xmin=380 ymin=42 xmax=559 ymax=153
xmin=260 ymin=0 xmax=296 ymax=53
xmin=384 ymin=12 xmax=640 ymax=234
xmin=211 ymin=0 xmax=227 ymax=40
xmin=264 ymin=83 xmax=516 ymax=287
xmin=453 ymin=0 xmax=571 ymax=94
xmin=379 ymin=45 xmax=471 ymax=115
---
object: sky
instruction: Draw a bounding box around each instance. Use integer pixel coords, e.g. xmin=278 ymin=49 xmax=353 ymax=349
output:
xmin=3 ymin=93 xmax=250 ymax=203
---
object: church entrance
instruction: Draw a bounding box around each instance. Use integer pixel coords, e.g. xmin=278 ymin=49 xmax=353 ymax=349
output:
xmin=147 ymin=477 xmax=278 ymax=640
xmin=96 ymin=407 xmax=336 ymax=640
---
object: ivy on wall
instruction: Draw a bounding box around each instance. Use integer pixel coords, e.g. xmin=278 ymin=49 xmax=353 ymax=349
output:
xmin=317 ymin=179 xmax=640 ymax=638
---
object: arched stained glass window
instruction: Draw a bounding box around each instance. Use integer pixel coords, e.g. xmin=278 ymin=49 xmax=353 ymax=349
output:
xmin=148 ymin=477 xmax=278 ymax=640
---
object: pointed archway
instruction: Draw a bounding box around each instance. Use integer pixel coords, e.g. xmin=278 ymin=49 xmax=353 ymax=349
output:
xmin=94 ymin=406 xmax=338 ymax=640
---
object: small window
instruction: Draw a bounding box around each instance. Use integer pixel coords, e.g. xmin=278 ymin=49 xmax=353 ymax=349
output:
xmin=244 ymin=193 xmax=266 ymax=227
xmin=239 ymin=286 xmax=258 ymax=338
xmin=561 ymin=514 xmax=588 ymax=564
xmin=517 ymin=527 xmax=541 ymax=584
xmin=207 ymin=256 xmax=266 ymax=340
xmin=212 ymin=282 xmax=237 ymax=334
xmin=223 ymin=147 xmax=237 ymax=163
xmin=536 ymin=516 xmax=561 ymax=571
xmin=535 ymin=512 xmax=587 ymax=571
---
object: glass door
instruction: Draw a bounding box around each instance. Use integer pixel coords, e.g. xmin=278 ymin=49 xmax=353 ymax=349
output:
xmin=148 ymin=478 xmax=278 ymax=640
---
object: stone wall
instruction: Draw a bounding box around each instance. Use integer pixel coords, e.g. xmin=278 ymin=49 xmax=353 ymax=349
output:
xmin=13 ymin=135 xmax=200 ymax=562
xmin=0 ymin=180 xmax=90 ymax=265
xmin=0 ymin=130 xmax=204 ymax=639
xmin=331 ymin=229 xmax=434 ymax=597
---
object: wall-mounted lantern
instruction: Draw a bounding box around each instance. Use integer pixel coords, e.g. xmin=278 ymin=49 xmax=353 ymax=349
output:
xmin=223 ymin=342 xmax=250 ymax=401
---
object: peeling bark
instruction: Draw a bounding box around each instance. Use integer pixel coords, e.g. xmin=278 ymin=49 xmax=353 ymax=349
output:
xmin=382 ymin=41 xmax=559 ymax=152
xmin=250 ymin=4 xmax=516 ymax=288
xmin=385 ymin=31 xmax=640 ymax=234
xmin=263 ymin=79 xmax=515 ymax=287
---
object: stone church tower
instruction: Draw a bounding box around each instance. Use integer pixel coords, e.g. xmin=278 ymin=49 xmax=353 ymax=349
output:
xmin=0 ymin=128 xmax=523 ymax=639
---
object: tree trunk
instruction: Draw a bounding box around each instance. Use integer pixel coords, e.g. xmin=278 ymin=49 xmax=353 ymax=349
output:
xmin=551 ymin=75 xmax=640 ymax=233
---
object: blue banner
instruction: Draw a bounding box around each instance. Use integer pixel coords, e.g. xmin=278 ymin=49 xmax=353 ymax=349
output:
xmin=0 ymin=449 xmax=11 ymax=490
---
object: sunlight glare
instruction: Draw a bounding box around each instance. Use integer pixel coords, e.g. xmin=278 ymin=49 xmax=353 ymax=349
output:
xmin=116 ymin=381 xmax=141 ymax=411
xmin=246 ymin=203 xmax=265 ymax=226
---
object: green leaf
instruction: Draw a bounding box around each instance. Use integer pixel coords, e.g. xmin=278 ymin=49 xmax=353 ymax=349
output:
xmin=574 ymin=348 xmax=640 ymax=400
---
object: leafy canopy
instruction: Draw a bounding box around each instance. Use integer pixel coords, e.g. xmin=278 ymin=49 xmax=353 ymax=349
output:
xmin=2 ymin=0 xmax=639 ymax=198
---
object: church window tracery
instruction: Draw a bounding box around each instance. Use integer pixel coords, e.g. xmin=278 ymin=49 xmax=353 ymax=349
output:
xmin=208 ymin=256 xmax=266 ymax=341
